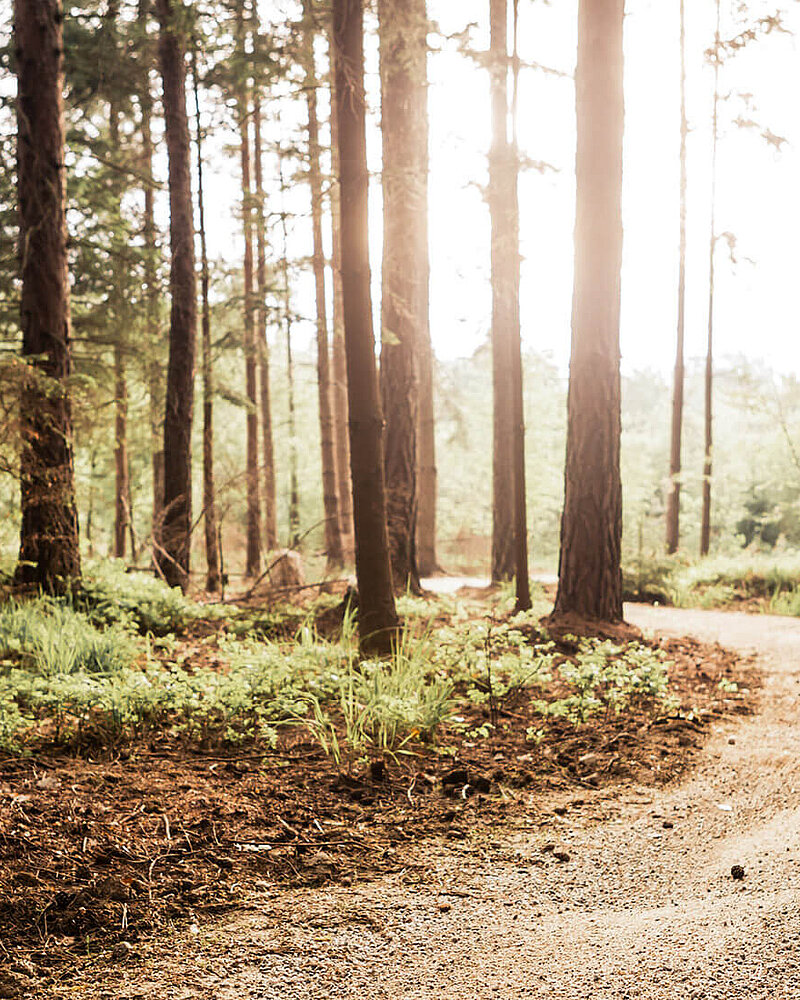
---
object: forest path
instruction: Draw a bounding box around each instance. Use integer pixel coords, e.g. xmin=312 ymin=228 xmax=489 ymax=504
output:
xmin=109 ymin=608 xmax=800 ymax=1000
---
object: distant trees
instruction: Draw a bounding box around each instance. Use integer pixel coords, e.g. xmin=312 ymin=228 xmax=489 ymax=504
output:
xmin=666 ymin=0 xmax=688 ymax=556
xmin=333 ymin=0 xmax=398 ymax=651
xmin=14 ymin=0 xmax=81 ymax=593
xmin=155 ymin=0 xmax=197 ymax=590
xmin=552 ymin=0 xmax=624 ymax=623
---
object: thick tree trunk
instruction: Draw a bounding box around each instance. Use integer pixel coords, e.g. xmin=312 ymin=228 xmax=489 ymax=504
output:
xmin=489 ymin=0 xmax=515 ymax=584
xmin=666 ymin=0 xmax=687 ymax=556
xmin=701 ymin=1 xmax=721 ymax=559
xmin=237 ymin=16 xmax=262 ymax=579
xmin=333 ymin=0 xmax=399 ymax=653
xmin=251 ymin=96 xmax=279 ymax=552
xmin=328 ymin=35 xmax=355 ymax=555
xmin=155 ymin=0 xmax=196 ymax=591
xmin=279 ymin=154 xmax=301 ymax=548
xmin=378 ymin=0 xmax=427 ymax=595
xmin=509 ymin=0 xmax=530 ymax=613
xmin=552 ymin=0 xmax=624 ymax=624
xmin=192 ymin=53 xmax=222 ymax=593
xmin=14 ymin=0 xmax=81 ymax=593
xmin=304 ymin=2 xmax=344 ymax=569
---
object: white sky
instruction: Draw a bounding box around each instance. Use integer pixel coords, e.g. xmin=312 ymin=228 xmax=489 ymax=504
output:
xmin=206 ymin=0 xmax=800 ymax=378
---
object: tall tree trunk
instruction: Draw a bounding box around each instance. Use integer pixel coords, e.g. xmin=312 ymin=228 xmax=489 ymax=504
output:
xmin=278 ymin=152 xmax=301 ymax=548
xmin=489 ymin=0 xmax=515 ymax=583
xmin=14 ymin=0 xmax=81 ymax=593
xmin=328 ymin=33 xmax=355 ymax=555
xmin=378 ymin=0 xmax=427 ymax=595
xmin=666 ymin=0 xmax=688 ymax=556
xmin=107 ymin=14 xmax=131 ymax=563
xmin=416 ymin=329 xmax=438 ymax=577
xmin=251 ymin=89 xmax=279 ymax=552
xmin=551 ymin=0 xmax=624 ymax=624
xmin=701 ymin=0 xmax=721 ymax=559
xmin=155 ymin=0 xmax=196 ymax=591
xmin=138 ymin=0 xmax=165 ymax=532
xmin=332 ymin=0 xmax=399 ymax=653
xmin=192 ymin=51 xmax=222 ymax=593
xmin=509 ymin=0 xmax=530 ymax=612
xmin=237 ymin=13 xmax=261 ymax=578
xmin=303 ymin=1 xmax=343 ymax=569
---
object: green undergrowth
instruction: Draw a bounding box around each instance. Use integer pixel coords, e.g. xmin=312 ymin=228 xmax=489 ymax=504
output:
xmin=624 ymin=550 xmax=800 ymax=615
xmin=0 ymin=569 xmax=679 ymax=759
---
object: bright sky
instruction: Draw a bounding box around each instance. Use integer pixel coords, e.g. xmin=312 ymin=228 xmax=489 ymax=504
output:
xmin=223 ymin=0 xmax=800 ymax=378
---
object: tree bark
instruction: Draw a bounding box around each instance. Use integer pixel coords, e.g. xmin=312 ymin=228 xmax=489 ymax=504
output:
xmin=552 ymin=0 xmax=624 ymax=624
xmin=14 ymin=0 xmax=81 ymax=593
xmin=666 ymin=0 xmax=687 ymax=556
xmin=378 ymin=0 xmax=427 ymax=595
xmin=192 ymin=51 xmax=222 ymax=593
xmin=236 ymin=11 xmax=262 ymax=578
xmin=701 ymin=0 xmax=721 ymax=559
xmin=332 ymin=0 xmax=399 ymax=653
xmin=155 ymin=0 xmax=196 ymax=591
xmin=509 ymin=0 xmax=530 ymax=613
xmin=138 ymin=0 xmax=165 ymax=535
xmin=251 ymin=79 xmax=279 ymax=551
xmin=278 ymin=152 xmax=301 ymax=548
xmin=489 ymin=0 xmax=515 ymax=584
xmin=304 ymin=1 xmax=344 ymax=569
xmin=328 ymin=32 xmax=355 ymax=555
xmin=416 ymin=331 xmax=438 ymax=577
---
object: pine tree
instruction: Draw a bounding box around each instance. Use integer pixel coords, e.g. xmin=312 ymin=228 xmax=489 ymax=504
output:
xmin=303 ymin=0 xmax=344 ymax=569
xmin=332 ymin=0 xmax=399 ymax=653
xmin=155 ymin=0 xmax=197 ymax=590
xmin=14 ymin=0 xmax=81 ymax=593
xmin=552 ymin=0 xmax=624 ymax=624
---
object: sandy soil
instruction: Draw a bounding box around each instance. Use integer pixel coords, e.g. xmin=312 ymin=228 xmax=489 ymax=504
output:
xmin=46 ymin=606 xmax=800 ymax=999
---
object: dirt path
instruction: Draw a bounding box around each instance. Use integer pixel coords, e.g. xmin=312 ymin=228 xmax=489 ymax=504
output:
xmin=84 ymin=608 xmax=800 ymax=1000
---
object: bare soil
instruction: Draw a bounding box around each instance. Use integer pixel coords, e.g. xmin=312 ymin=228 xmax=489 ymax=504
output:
xmin=1 ymin=605 xmax=790 ymax=999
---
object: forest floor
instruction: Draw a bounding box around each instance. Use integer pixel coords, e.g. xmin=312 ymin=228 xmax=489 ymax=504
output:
xmin=3 ymin=598 xmax=795 ymax=998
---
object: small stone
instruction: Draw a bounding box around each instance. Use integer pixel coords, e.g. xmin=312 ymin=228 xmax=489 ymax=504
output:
xmin=437 ymin=902 xmax=452 ymax=912
xmin=662 ymin=821 xmax=674 ymax=829
xmin=541 ymin=842 xmax=556 ymax=853
xmin=553 ymin=806 xmax=568 ymax=816
xmin=728 ymin=738 xmax=736 ymax=745
xmin=731 ymin=865 xmax=745 ymax=881
xmin=111 ymin=941 xmax=134 ymax=962
xmin=554 ymin=850 xmax=571 ymax=863
xmin=442 ymin=768 xmax=470 ymax=787
xmin=369 ymin=759 xmax=386 ymax=783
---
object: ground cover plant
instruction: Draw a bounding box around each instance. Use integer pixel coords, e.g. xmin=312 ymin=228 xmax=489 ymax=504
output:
xmin=0 ymin=570 xmax=758 ymax=993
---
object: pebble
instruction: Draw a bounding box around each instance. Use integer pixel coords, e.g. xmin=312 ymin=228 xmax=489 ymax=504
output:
xmin=554 ymin=850 xmax=571 ymax=863
xmin=111 ymin=941 xmax=135 ymax=962
xmin=731 ymin=865 xmax=745 ymax=881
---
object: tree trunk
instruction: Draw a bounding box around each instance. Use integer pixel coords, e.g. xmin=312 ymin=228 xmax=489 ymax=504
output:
xmin=251 ymin=87 xmax=279 ymax=552
xmin=113 ymin=346 xmax=130 ymax=559
xmin=489 ymin=0 xmax=515 ymax=584
xmin=701 ymin=0 xmax=721 ymax=559
xmin=416 ymin=331 xmax=438 ymax=577
xmin=332 ymin=0 xmax=399 ymax=653
xmin=137 ymin=0 xmax=164 ymax=537
xmin=237 ymin=12 xmax=262 ymax=579
xmin=155 ymin=0 xmax=196 ymax=591
xmin=509 ymin=0 xmax=530 ymax=613
xmin=666 ymin=0 xmax=688 ymax=556
xmin=328 ymin=32 xmax=355 ymax=555
xmin=552 ymin=0 xmax=624 ymax=624
xmin=192 ymin=51 xmax=222 ymax=593
xmin=107 ymin=27 xmax=131 ymax=563
xmin=14 ymin=0 xmax=81 ymax=593
xmin=304 ymin=1 xmax=344 ymax=569
xmin=279 ymin=152 xmax=301 ymax=548
xmin=378 ymin=0 xmax=427 ymax=596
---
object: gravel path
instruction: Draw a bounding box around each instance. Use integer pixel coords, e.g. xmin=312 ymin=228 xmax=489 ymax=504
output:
xmin=107 ymin=608 xmax=800 ymax=1000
